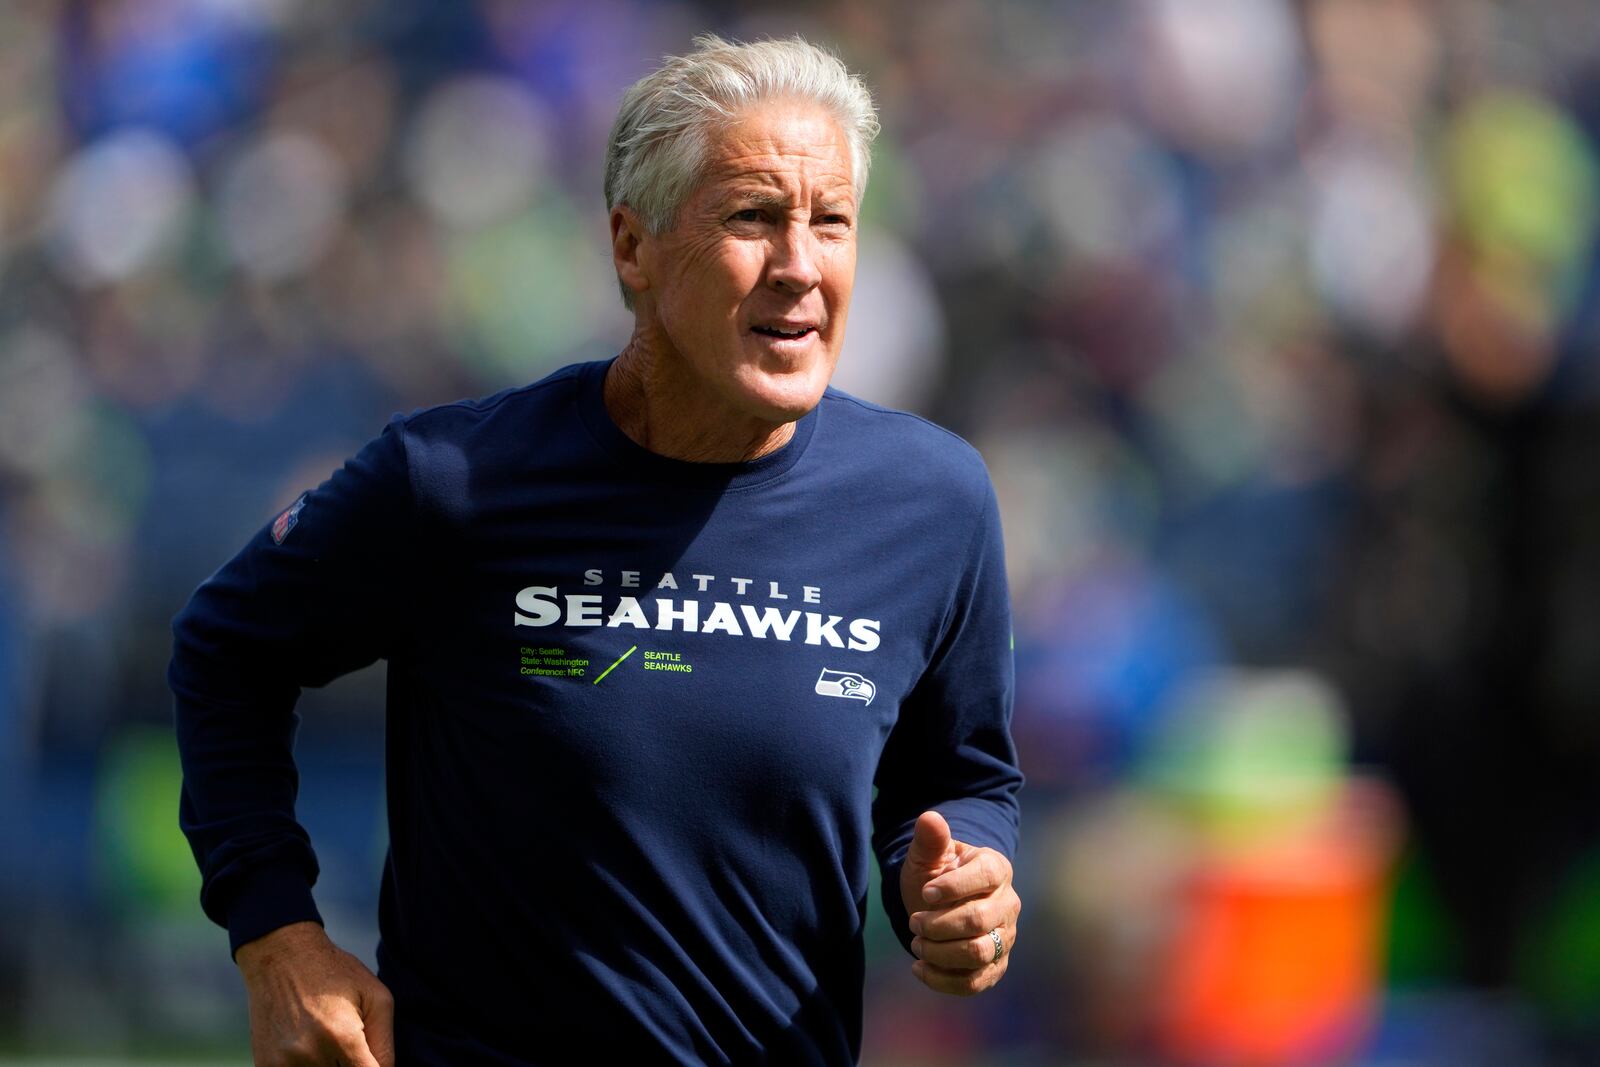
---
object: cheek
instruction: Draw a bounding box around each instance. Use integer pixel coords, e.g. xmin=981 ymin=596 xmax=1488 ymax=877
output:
xmin=823 ymin=248 xmax=857 ymax=317
xmin=824 ymin=238 xmax=856 ymax=277
xmin=659 ymin=265 xmax=737 ymax=340
xmin=721 ymin=244 xmax=770 ymax=293
xmin=683 ymin=248 xmax=764 ymax=320
xmin=654 ymin=234 xmax=750 ymax=307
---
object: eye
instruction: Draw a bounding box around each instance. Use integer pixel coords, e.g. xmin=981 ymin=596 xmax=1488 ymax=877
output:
xmin=815 ymin=213 xmax=852 ymax=229
xmin=729 ymin=208 xmax=765 ymax=223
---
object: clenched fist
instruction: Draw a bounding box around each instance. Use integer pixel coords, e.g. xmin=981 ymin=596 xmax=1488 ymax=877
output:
xmin=235 ymin=921 xmax=395 ymax=1066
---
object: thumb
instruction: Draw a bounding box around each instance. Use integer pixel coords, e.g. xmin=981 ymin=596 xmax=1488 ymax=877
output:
xmin=905 ymin=810 xmax=954 ymax=870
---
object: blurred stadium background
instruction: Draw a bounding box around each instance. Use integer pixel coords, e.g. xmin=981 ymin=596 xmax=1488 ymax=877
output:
xmin=5 ymin=0 xmax=1600 ymax=1064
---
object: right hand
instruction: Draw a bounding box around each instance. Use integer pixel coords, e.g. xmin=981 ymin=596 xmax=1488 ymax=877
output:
xmin=235 ymin=920 xmax=395 ymax=1067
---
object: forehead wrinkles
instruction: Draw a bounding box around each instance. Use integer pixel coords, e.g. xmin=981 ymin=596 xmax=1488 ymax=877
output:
xmin=708 ymin=144 xmax=851 ymax=179
xmin=700 ymin=108 xmax=854 ymax=194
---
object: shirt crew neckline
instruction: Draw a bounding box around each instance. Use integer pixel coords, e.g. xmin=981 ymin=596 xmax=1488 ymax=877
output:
xmin=576 ymin=357 xmax=819 ymax=490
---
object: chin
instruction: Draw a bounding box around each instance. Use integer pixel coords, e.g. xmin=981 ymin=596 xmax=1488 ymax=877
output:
xmin=735 ymin=362 xmax=834 ymax=422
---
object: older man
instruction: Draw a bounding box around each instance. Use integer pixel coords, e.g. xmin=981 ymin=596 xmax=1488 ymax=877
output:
xmin=172 ymin=35 xmax=1022 ymax=1066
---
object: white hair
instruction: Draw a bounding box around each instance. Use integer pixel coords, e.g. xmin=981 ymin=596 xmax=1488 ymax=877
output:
xmin=604 ymin=33 xmax=880 ymax=308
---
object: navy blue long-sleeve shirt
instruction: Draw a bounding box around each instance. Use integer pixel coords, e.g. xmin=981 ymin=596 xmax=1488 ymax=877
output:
xmin=171 ymin=358 xmax=1022 ymax=1065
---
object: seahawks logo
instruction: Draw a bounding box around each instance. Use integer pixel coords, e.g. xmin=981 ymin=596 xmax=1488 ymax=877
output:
xmin=815 ymin=668 xmax=876 ymax=707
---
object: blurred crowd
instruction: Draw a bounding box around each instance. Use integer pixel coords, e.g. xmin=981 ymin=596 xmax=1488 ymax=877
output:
xmin=6 ymin=0 xmax=1600 ymax=1063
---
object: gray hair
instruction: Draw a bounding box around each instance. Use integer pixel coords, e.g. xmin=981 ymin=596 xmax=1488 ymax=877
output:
xmin=604 ymin=34 xmax=880 ymax=307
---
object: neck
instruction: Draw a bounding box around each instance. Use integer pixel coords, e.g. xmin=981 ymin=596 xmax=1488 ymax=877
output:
xmin=603 ymin=333 xmax=796 ymax=463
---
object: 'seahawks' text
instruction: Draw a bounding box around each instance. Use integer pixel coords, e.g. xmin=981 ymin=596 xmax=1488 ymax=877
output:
xmin=513 ymin=586 xmax=881 ymax=652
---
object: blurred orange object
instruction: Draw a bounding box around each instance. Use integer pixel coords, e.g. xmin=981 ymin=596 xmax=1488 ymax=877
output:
xmin=1156 ymin=778 xmax=1401 ymax=1066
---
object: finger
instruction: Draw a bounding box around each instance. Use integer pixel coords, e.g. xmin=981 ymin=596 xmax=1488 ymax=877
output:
xmin=910 ymin=895 xmax=1007 ymax=941
xmin=912 ymin=926 xmax=1009 ymax=971
xmin=922 ymin=849 xmax=1010 ymax=905
xmin=905 ymin=810 xmax=953 ymax=870
xmin=361 ymin=981 xmax=396 ymax=1067
xmin=911 ymin=958 xmax=1005 ymax=997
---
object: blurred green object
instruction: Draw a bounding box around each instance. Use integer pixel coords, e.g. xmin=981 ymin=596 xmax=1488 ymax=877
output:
xmin=1445 ymin=90 xmax=1599 ymax=272
xmin=443 ymin=196 xmax=618 ymax=387
xmin=55 ymin=403 xmax=153 ymax=546
xmin=857 ymin=133 xmax=921 ymax=234
xmin=1382 ymin=847 xmax=1461 ymax=988
xmin=1141 ymin=670 xmax=1348 ymax=844
xmin=94 ymin=726 xmax=200 ymax=915
xmin=1518 ymin=846 xmax=1600 ymax=1025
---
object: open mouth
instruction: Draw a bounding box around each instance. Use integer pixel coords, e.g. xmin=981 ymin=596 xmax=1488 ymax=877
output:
xmin=751 ymin=325 xmax=817 ymax=341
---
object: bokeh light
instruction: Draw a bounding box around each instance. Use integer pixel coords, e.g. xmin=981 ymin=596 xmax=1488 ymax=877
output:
xmin=46 ymin=128 xmax=194 ymax=286
xmin=217 ymin=130 xmax=346 ymax=281
xmin=404 ymin=75 xmax=555 ymax=231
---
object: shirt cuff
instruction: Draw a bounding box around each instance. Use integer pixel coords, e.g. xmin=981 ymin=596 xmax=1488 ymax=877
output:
xmin=226 ymin=864 xmax=324 ymax=959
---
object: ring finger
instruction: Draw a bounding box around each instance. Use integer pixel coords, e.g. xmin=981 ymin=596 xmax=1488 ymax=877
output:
xmin=912 ymin=925 xmax=1009 ymax=971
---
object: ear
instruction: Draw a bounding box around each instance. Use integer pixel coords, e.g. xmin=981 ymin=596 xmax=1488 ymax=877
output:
xmin=611 ymin=206 xmax=651 ymax=300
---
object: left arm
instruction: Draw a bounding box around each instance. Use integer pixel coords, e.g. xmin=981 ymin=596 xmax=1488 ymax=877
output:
xmin=872 ymin=476 xmax=1023 ymax=995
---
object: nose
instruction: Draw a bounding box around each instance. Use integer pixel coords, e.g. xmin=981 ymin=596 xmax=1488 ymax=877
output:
xmin=766 ymin=220 xmax=823 ymax=294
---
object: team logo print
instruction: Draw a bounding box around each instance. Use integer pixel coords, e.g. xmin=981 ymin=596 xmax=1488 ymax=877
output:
xmin=271 ymin=493 xmax=308 ymax=544
xmin=815 ymin=668 xmax=876 ymax=706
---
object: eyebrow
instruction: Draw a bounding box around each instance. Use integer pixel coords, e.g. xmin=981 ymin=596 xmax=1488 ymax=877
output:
xmin=723 ymin=190 xmax=856 ymax=214
xmin=731 ymin=190 xmax=791 ymax=210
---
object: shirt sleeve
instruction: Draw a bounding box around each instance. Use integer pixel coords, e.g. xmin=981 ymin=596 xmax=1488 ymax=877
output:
xmin=871 ymin=473 xmax=1023 ymax=954
xmin=169 ymin=418 xmax=413 ymax=957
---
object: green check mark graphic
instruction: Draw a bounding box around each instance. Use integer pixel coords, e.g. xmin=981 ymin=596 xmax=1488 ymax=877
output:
xmin=592 ymin=645 xmax=637 ymax=685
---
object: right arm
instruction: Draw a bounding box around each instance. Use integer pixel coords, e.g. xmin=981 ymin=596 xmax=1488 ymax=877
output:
xmin=170 ymin=420 xmax=413 ymax=1064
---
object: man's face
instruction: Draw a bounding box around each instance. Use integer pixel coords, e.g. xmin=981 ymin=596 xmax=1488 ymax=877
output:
xmin=629 ymin=98 xmax=858 ymax=424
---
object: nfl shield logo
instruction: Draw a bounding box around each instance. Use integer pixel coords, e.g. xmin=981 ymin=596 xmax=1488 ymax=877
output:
xmin=271 ymin=493 xmax=308 ymax=544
